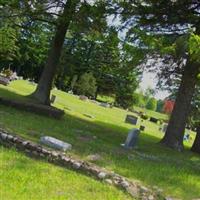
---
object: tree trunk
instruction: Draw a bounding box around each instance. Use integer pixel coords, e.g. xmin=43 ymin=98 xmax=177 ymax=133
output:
xmin=32 ymin=0 xmax=77 ymax=105
xmin=191 ymin=126 xmax=200 ymax=154
xmin=160 ymin=60 xmax=199 ymax=151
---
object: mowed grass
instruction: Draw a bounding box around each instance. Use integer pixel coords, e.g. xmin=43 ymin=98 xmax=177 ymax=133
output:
xmin=0 ymin=147 xmax=132 ymax=200
xmin=0 ymin=80 xmax=200 ymax=200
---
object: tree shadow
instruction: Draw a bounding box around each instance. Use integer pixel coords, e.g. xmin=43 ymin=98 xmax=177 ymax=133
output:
xmin=0 ymin=87 xmax=200 ymax=198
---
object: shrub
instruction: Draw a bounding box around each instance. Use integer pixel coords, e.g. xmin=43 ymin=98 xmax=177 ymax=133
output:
xmin=74 ymin=72 xmax=97 ymax=98
xmin=146 ymin=98 xmax=157 ymax=111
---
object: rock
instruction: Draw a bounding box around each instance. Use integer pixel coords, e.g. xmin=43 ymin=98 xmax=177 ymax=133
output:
xmin=0 ymin=133 xmax=7 ymax=140
xmin=140 ymin=186 xmax=149 ymax=193
xmin=40 ymin=136 xmax=72 ymax=151
xmin=73 ymin=162 xmax=81 ymax=169
xmin=105 ymin=179 xmax=113 ymax=185
xmin=148 ymin=195 xmax=154 ymax=200
xmin=98 ymin=172 xmax=107 ymax=179
xmin=87 ymin=154 xmax=101 ymax=161
xmin=100 ymin=103 xmax=110 ymax=108
xmin=79 ymin=95 xmax=88 ymax=101
xmin=120 ymin=180 xmax=129 ymax=188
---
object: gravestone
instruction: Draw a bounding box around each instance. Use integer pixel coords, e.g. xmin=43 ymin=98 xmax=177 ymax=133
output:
xmin=40 ymin=136 xmax=72 ymax=151
xmin=100 ymin=102 xmax=110 ymax=108
xmin=50 ymin=95 xmax=56 ymax=103
xmin=162 ymin=124 xmax=168 ymax=133
xmin=79 ymin=95 xmax=88 ymax=101
xmin=122 ymin=128 xmax=140 ymax=149
xmin=140 ymin=125 xmax=145 ymax=131
xmin=0 ymin=75 xmax=9 ymax=86
xmin=125 ymin=115 xmax=138 ymax=125
xmin=149 ymin=117 xmax=158 ymax=124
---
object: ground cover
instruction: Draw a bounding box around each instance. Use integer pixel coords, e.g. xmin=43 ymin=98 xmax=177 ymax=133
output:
xmin=0 ymin=80 xmax=199 ymax=199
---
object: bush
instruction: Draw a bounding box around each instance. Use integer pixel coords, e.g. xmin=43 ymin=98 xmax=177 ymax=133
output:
xmin=146 ymin=98 xmax=157 ymax=111
xmin=74 ymin=72 xmax=97 ymax=98
xmin=141 ymin=113 xmax=149 ymax=120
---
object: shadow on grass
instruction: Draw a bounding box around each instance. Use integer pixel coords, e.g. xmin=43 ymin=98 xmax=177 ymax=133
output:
xmin=0 ymin=87 xmax=200 ymax=199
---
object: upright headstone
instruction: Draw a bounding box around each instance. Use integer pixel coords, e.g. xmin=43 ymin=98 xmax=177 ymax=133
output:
xmin=122 ymin=128 xmax=140 ymax=149
xmin=162 ymin=124 xmax=168 ymax=133
xmin=50 ymin=95 xmax=56 ymax=104
xmin=125 ymin=115 xmax=138 ymax=125
xmin=40 ymin=136 xmax=72 ymax=151
xmin=140 ymin=125 xmax=145 ymax=131
xmin=149 ymin=117 xmax=158 ymax=124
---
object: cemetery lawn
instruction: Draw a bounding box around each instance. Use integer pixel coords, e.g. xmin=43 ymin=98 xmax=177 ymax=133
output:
xmin=0 ymin=80 xmax=200 ymax=200
xmin=0 ymin=147 xmax=132 ymax=200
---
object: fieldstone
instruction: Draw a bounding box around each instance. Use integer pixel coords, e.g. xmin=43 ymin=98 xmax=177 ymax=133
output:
xmin=73 ymin=162 xmax=81 ymax=169
xmin=148 ymin=195 xmax=154 ymax=200
xmin=98 ymin=172 xmax=107 ymax=179
xmin=105 ymin=179 xmax=113 ymax=185
xmin=100 ymin=103 xmax=110 ymax=108
xmin=87 ymin=154 xmax=101 ymax=161
xmin=0 ymin=133 xmax=7 ymax=140
xmin=7 ymin=135 xmax=13 ymax=140
xmin=40 ymin=136 xmax=72 ymax=151
xmin=121 ymin=180 xmax=129 ymax=188
xmin=140 ymin=186 xmax=149 ymax=193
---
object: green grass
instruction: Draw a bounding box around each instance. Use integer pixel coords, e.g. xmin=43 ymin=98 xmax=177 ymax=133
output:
xmin=0 ymin=147 xmax=132 ymax=200
xmin=0 ymin=80 xmax=200 ymax=200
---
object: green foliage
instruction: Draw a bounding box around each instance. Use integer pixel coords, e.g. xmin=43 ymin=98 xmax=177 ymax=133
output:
xmin=0 ymin=80 xmax=200 ymax=199
xmin=146 ymin=98 xmax=157 ymax=111
xmin=132 ymin=92 xmax=146 ymax=107
xmin=74 ymin=72 xmax=97 ymax=97
xmin=156 ymin=100 xmax=164 ymax=113
xmin=0 ymin=26 xmax=20 ymax=62
xmin=189 ymin=34 xmax=200 ymax=63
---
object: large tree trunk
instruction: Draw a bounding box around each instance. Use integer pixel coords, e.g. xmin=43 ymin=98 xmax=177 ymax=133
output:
xmin=191 ymin=126 xmax=200 ymax=154
xmin=32 ymin=0 xmax=77 ymax=105
xmin=160 ymin=61 xmax=199 ymax=151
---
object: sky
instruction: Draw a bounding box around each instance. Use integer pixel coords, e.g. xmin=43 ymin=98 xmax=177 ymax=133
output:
xmin=140 ymin=71 xmax=170 ymax=100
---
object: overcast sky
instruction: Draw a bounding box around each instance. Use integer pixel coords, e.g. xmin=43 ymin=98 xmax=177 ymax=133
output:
xmin=140 ymin=71 xmax=170 ymax=100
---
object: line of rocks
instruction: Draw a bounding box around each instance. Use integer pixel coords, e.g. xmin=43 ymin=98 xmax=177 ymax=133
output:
xmin=0 ymin=129 xmax=164 ymax=200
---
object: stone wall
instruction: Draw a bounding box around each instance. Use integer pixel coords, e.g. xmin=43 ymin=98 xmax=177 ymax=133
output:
xmin=0 ymin=129 xmax=164 ymax=200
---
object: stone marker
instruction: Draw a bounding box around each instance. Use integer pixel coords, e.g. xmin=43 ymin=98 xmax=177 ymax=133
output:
xmin=40 ymin=136 xmax=72 ymax=151
xmin=149 ymin=117 xmax=158 ymax=123
xmin=79 ymin=95 xmax=88 ymax=101
xmin=125 ymin=115 xmax=138 ymax=125
xmin=50 ymin=95 xmax=56 ymax=104
xmin=0 ymin=75 xmax=9 ymax=86
xmin=100 ymin=102 xmax=110 ymax=108
xmin=140 ymin=125 xmax=145 ymax=131
xmin=162 ymin=124 xmax=168 ymax=133
xmin=122 ymin=128 xmax=140 ymax=149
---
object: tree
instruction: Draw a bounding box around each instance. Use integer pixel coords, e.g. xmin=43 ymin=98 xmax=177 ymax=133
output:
xmin=190 ymin=84 xmax=200 ymax=154
xmin=146 ymin=98 xmax=157 ymax=111
xmin=156 ymin=100 xmax=164 ymax=113
xmin=32 ymin=0 xmax=78 ymax=104
xmin=74 ymin=72 xmax=97 ymax=98
xmin=119 ymin=0 xmax=200 ymax=151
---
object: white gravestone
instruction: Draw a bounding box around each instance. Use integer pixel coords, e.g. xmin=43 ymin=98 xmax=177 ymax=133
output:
xmin=122 ymin=128 xmax=140 ymax=149
xmin=40 ymin=136 xmax=72 ymax=151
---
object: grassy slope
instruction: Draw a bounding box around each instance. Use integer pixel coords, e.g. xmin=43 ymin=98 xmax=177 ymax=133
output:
xmin=0 ymin=80 xmax=200 ymax=200
xmin=0 ymin=147 xmax=132 ymax=200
